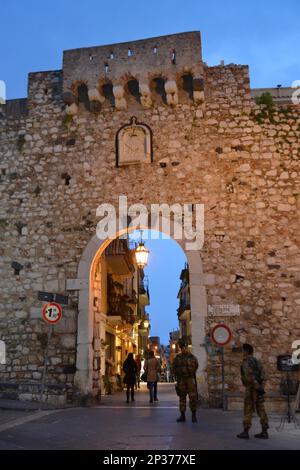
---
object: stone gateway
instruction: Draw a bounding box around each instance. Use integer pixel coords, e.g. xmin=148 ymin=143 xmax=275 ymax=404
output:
xmin=0 ymin=32 xmax=299 ymax=408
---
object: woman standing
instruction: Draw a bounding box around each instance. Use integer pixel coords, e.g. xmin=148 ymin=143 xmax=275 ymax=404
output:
xmin=123 ymin=353 xmax=138 ymax=403
xmin=144 ymin=350 xmax=161 ymax=403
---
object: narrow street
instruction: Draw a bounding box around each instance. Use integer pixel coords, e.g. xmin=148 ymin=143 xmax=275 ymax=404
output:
xmin=0 ymin=384 xmax=299 ymax=450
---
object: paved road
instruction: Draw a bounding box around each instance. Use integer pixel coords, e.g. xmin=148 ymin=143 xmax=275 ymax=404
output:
xmin=0 ymin=384 xmax=299 ymax=450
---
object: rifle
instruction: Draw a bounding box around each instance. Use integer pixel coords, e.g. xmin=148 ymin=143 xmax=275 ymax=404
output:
xmin=194 ymin=373 xmax=201 ymax=406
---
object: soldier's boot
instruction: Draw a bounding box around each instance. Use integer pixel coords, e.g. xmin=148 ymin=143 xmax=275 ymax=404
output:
xmin=191 ymin=411 xmax=197 ymax=423
xmin=254 ymin=426 xmax=269 ymax=439
xmin=236 ymin=428 xmax=250 ymax=439
xmin=176 ymin=412 xmax=186 ymax=422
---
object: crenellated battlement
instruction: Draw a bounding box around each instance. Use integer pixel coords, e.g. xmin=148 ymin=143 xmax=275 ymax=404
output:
xmin=61 ymin=31 xmax=205 ymax=112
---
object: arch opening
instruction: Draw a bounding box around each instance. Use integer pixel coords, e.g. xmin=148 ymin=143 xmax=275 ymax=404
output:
xmin=150 ymin=77 xmax=167 ymax=104
xmin=181 ymin=73 xmax=194 ymax=102
xmin=126 ymin=78 xmax=141 ymax=105
xmin=74 ymin=221 xmax=208 ymax=402
xmin=102 ymin=82 xmax=115 ymax=107
xmin=77 ymin=83 xmax=90 ymax=111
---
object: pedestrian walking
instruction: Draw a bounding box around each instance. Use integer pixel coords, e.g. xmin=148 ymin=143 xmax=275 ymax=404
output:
xmin=144 ymin=350 xmax=161 ymax=403
xmin=237 ymin=343 xmax=269 ymax=439
xmin=135 ymin=354 xmax=142 ymax=390
xmin=173 ymin=339 xmax=198 ymax=423
xmin=123 ymin=353 xmax=138 ymax=403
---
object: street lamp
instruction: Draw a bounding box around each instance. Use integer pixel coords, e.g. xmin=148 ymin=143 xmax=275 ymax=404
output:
xmin=143 ymin=319 xmax=149 ymax=329
xmin=135 ymin=230 xmax=149 ymax=269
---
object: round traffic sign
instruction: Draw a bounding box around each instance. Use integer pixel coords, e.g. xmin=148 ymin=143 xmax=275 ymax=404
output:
xmin=42 ymin=302 xmax=62 ymax=324
xmin=211 ymin=324 xmax=232 ymax=346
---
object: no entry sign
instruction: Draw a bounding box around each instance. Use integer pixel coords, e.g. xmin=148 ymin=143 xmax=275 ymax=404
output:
xmin=211 ymin=323 xmax=232 ymax=347
xmin=42 ymin=302 xmax=62 ymax=324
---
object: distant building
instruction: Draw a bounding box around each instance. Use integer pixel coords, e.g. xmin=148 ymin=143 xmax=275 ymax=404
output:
xmin=177 ymin=264 xmax=192 ymax=349
xmin=149 ymin=336 xmax=160 ymax=354
xmin=169 ymin=330 xmax=180 ymax=364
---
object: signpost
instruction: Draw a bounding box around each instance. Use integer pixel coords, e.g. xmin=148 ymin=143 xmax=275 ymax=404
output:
xmin=211 ymin=323 xmax=232 ymax=411
xmin=39 ymin=302 xmax=63 ymax=409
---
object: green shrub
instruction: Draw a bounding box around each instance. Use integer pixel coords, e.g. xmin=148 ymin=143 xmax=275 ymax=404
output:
xmin=255 ymin=92 xmax=274 ymax=108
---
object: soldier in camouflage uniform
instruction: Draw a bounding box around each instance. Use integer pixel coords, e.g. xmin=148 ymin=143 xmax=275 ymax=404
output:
xmin=173 ymin=339 xmax=198 ymax=423
xmin=237 ymin=343 xmax=269 ymax=439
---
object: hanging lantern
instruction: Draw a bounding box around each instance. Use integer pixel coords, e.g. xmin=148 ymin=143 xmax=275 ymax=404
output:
xmin=135 ymin=231 xmax=149 ymax=269
xmin=135 ymin=241 xmax=149 ymax=269
xmin=143 ymin=319 xmax=149 ymax=329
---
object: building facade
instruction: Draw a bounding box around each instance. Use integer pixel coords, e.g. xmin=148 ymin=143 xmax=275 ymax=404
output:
xmin=94 ymin=237 xmax=149 ymax=394
xmin=177 ymin=264 xmax=192 ymax=348
xmin=0 ymin=31 xmax=300 ymax=407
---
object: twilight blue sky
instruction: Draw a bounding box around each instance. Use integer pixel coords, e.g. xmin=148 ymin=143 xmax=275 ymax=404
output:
xmin=1 ymin=1 xmax=299 ymax=342
xmin=0 ymin=0 xmax=299 ymax=99
xmin=130 ymin=231 xmax=186 ymax=345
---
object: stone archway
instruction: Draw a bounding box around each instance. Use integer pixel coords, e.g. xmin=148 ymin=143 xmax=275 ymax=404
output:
xmin=73 ymin=222 xmax=209 ymax=400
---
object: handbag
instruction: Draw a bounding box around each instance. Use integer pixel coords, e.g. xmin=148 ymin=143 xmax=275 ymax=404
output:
xmin=141 ymin=372 xmax=147 ymax=382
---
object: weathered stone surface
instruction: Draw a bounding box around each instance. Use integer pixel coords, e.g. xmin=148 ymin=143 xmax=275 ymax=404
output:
xmin=0 ymin=31 xmax=299 ymax=405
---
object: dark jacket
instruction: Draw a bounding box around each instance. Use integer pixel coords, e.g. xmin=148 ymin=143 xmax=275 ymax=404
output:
xmin=123 ymin=358 xmax=138 ymax=386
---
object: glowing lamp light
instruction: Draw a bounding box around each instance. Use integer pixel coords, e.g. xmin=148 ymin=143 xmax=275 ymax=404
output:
xmin=172 ymin=344 xmax=176 ymax=350
xmin=135 ymin=242 xmax=149 ymax=269
xmin=143 ymin=319 xmax=149 ymax=329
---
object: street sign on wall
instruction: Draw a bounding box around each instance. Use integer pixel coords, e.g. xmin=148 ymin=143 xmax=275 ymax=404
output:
xmin=38 ymin=291 xmax=68 ymax=305
xmin=208 ymin=305 xmax=240 ymax=316
xmin=211 ymin=324 xmax=232 ymax=347
xmin=42 ymin=302 xmax=62 ymax=324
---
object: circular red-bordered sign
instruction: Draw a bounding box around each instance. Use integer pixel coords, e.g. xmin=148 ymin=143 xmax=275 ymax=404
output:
xmin=42 ymin=302 xmax=62 ymax=324
xmin=211 ymin=324 xmax=232 ymax=347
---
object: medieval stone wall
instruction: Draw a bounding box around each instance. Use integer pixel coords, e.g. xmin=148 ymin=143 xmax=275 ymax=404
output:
xmin=0 ymin=32 xmax=299 ymax=404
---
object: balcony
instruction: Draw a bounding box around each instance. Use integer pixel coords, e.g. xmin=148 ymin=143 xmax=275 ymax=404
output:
xmin=107 ymin=276 xmax=137 ymax=324
xmin=105 ymin=239 xmax=134 ymax=275
xmin=138 ymin=275 xmax=150 ymax=306
xmin=177 ymin=300 xmax=191 ymax=319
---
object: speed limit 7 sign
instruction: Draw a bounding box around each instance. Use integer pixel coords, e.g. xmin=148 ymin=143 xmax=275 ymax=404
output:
xmin=42 ymin=302 xmax=62 ymax=324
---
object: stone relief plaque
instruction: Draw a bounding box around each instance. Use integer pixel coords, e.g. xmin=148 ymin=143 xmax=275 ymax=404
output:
xmin=116 ymin=116 xmax=153 ymax=166
xmin=208 ymin=304 xmax=240 ymax=316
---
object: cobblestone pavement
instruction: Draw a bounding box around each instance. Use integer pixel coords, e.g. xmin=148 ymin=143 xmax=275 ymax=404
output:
xmin=0 ymin=384 xmax=299 ymax=450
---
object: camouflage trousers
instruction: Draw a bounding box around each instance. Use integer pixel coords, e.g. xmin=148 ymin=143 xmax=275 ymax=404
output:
xmin=177 ymin=377 xmax=197 ymax=413
xmin=243 ymin=387 xmax=269 ymax=429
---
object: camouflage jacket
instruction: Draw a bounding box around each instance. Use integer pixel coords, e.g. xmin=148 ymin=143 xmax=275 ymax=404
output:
xmin=241 ymin=356 xmax=266 ymax=389
xmin=173 ymin=352 xmax=198 ymax=379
